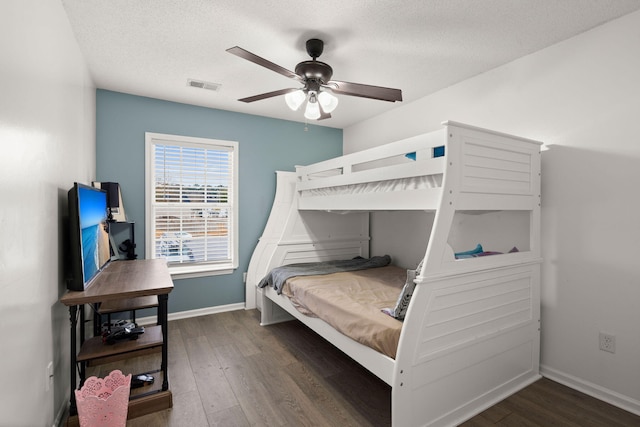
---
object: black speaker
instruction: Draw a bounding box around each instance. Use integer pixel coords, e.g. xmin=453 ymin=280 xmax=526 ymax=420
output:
xmin=100 ymin=182 xmax=120 ymax=209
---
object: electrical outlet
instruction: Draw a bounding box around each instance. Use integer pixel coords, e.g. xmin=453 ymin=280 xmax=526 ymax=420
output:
xmin=599 ymin=332 xmax=616 ymax=353
xmin=243 ymin=272 xmax=247 ymax=283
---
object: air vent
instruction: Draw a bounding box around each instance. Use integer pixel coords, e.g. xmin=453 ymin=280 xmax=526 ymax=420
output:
xmin=187 ymin=79 xmax=221 ymax=92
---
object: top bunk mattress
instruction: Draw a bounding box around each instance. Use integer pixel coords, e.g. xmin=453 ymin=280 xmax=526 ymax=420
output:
xmin=281 ymin=265 xmax=406 ymax=359
xmin=300 ymin=174 xmax=443 ymax=198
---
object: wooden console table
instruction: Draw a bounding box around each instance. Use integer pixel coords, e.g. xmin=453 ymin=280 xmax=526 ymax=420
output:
xmin=60 ymin=259 xmax=174 ymax=423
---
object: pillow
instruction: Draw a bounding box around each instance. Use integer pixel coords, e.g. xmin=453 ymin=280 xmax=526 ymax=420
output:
xmin=454 ymin=244 xmax=483 ymax=259
xmin=386 ymin=269 xmax=417 ymax=320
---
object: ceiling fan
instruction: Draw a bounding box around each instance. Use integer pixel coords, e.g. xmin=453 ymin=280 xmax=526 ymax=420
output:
xmin=226 ymin=38 xmax=403 ymax=120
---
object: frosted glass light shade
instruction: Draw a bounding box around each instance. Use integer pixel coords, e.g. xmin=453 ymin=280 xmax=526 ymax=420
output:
xmin=318 ymin=91 xmax=338 ymax=113
xmin=285 ymin=90 xmax=306 ymax=111
xmin=304 ymin=99 xmax=321 ymax=120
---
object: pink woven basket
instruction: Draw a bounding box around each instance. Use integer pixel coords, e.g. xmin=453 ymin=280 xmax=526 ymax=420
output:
xmin=74 ymin=370 xmax=131 ymax=427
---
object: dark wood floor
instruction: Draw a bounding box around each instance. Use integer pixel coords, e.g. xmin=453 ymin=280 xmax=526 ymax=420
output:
xmin=87 ymin=309 xmax=640 ymax=426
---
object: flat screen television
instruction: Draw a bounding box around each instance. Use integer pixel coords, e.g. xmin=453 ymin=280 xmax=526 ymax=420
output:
xmin=67 ymin=182 xmax=111 ymax=291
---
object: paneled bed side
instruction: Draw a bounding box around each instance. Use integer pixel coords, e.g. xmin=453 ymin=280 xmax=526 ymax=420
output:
xmin=246 ymin=121 xmax=542 ymax=426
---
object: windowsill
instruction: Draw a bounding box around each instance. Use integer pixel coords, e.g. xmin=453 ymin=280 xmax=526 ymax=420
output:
xmin=163 ymin=262 xmax=236 ymax=280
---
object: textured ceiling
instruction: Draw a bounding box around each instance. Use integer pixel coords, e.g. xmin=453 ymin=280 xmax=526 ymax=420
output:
xmin=61 ymin=0 xmax=640 ymax=129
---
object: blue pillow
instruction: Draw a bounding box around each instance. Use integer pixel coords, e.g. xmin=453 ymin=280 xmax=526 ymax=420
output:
xmin=455 ymin=244 xmax=483 ymax=259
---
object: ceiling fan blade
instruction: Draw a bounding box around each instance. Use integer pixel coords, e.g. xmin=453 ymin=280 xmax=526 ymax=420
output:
xmin=238 ymin=88 xmax=299 ymax=103
xmin=327 ymin=80 xmax=403 ymax=102
xmin=227 ymin=46 xmax=302 ymax=81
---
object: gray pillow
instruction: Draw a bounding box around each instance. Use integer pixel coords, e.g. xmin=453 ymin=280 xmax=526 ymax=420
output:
xmin=391 ymin=269 xmax=417 ymax=320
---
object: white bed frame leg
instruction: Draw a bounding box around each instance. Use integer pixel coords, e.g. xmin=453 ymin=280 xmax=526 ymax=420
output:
xmin=259 ymin=289 xmax=295 ymax=326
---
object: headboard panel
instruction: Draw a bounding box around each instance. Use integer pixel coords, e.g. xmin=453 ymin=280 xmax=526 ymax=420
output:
xmin=245 ymin=171 xmax=369 ymax=309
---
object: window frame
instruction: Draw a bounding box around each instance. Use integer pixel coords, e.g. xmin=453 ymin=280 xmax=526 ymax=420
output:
xmin=144 ymin=132 xmax=239 ymax=279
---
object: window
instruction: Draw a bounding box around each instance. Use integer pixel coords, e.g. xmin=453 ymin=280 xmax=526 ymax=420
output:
xmin=145 ymin=132 xmax=238 ymax=278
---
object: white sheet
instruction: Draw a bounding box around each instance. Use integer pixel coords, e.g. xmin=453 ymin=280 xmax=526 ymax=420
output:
xmin=300 ymin=174 xmax=442 ymax=198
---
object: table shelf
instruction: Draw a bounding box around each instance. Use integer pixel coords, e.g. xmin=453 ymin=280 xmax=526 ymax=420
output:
xmin=98 ymin=295 xmax=158 ymax=314
xmin=77 ymin=325 xmax=163 ymax=364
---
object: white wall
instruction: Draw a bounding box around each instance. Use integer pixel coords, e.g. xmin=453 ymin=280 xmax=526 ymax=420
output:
xmin=0 ymin=1 xmax=95 ymax=425
xmin=345 ymin=10 xmax=640 ymax=413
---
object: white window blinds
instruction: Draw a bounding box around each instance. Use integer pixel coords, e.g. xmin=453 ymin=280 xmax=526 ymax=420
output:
xmin=145 ymin=133 xmax=238 ymax=276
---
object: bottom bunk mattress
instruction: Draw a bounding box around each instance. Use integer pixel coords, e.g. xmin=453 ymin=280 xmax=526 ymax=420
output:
xmin=279 ymin=265 xmax=406 ymax=359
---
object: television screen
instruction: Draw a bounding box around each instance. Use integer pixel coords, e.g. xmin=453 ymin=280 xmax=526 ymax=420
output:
xmin=68 ymin=183 xmax=111 ymax=290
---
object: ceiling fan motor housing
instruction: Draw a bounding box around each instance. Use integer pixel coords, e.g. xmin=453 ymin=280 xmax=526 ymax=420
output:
xmin=296 ymin=39 xmax=333 ymax=87
xmin=295 ymin=61 xmax=333 ymax=84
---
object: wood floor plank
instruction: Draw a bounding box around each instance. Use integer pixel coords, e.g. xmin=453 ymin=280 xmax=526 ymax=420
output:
xmin=221 ymin=320 xmax=262 ymax=357
xmin=128 ymin=389 xmax=209 ymax=427
xmin=213 ymin=342 xmax=268 ymax=397
xmin=514 ymin=382 xmax=602 ymax=427
xmin=459 ymin=414 xmax=504 ymax=427
xmin=196 ymin=312 xmax=238 ymax=346
xmin=256 ymin=322 xmax=315 ymax=367
xmin=227 ymin=308 xmax=263 ymax=333
xmin=229 ymin=310 xmax=301 ymax=367
xmin=325 ymin=362 xmax=391 ymax=426
xmin=125 ymin=408 xmax=169 ymax=427
xmin=498 ymin=392 xmax=583 ymax=427
xmin=174 ymin=316 xmax=208 ymax=339
xmin=284 ymin=358 xmax=379 ymax=427
xmin=494 ymin=411 xmax=543 ymax=427
xmin=167 ymin=349 xmax=197 ymax=395
xmin=184 ymin=335 xmax=238 ymax=414
xmin=269 ymin=319 xmax=355 ymax=378
xmin=233 ymin=381 xmax=290 ymax=426
xmin=213 ymin=342 xmax=312 ymax=425
xmin=240 ymin=351 xmax=330 ymax=426
xmin=205 ymin=405 xmax=251 ymax=427
xmin=460 ymin=402 xmax=512 ymax=426
xmin=167 ymin=323 xmax=188 ymax=359
xmin=523 ymin=379 xmax=640 ymax=427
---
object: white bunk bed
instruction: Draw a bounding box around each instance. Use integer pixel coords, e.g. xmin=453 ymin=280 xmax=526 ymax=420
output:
xmin=246 ymin=121 xmax=542 ymax=427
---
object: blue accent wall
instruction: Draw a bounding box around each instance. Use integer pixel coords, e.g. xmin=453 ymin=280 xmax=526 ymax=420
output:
xmin=96 ymin=90 xmax=342 ymax=314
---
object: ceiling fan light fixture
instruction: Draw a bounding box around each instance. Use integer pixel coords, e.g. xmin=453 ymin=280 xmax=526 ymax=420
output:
xmin=285 ymin=89 xmax=306 ymax=111
xmin=304 ymin=93 xmax=321 ymax=120
xmin=318 ymin=91 xmax=338 ymax=113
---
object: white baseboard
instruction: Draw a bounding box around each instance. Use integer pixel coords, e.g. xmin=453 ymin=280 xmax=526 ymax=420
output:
xmin=53 ymin=384 xmax=72 ymax=427
xmin=541 ymin=364 xmax=640 ymax=416
xmin=136 ymin=302 xmax=246 ymax=326
xmin=53 ymin=399 xmax=68 ymax=427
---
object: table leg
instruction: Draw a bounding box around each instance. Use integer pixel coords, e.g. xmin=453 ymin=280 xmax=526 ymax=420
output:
xmin=69 ymin=305 xmax=78 ymax=416
xmin=79 ymin=305 xmax=86 ymax=385
xmin=158 ymin=293 xmax=169 ymax=391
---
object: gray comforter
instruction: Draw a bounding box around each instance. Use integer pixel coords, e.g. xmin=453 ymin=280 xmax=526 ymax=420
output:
xmin=258 ymin=255 xmax=391 ymax=294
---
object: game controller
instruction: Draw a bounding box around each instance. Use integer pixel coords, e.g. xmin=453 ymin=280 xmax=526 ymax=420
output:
xmin=131 ymin=373 xmax=155 ymax=389
xmin=103 ymin=323 xmax=145 ymax=344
